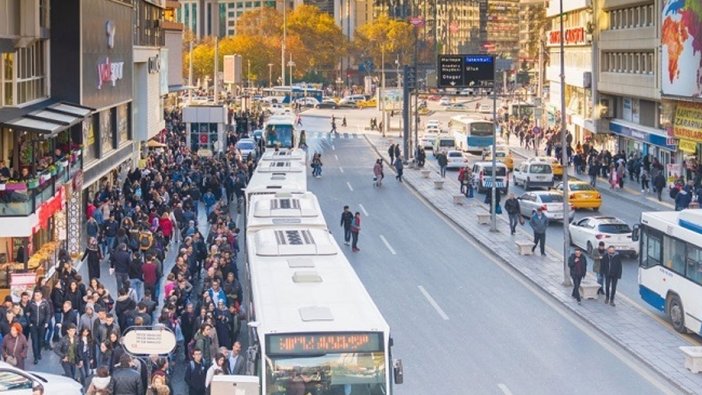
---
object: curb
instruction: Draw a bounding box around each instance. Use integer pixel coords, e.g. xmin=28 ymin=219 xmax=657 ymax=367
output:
xmin=363 ymin=134 xmax=695 ymax=395
xmin=510 ymin=149 xmax=674 ymax=212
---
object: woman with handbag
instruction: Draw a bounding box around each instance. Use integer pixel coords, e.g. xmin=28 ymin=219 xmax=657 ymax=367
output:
xmin=2 ymin=323 xmax=28 ymax=369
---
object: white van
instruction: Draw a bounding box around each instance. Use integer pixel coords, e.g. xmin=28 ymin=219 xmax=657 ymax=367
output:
xmin=338 ymin=94 xmax=366 ymax=107
xmin=472 ymin=161 xmax=509 ymax=194
xmin=512 ymin=159 xmax=554 ymax=190
xmin=432 ymin=135 xmax=456 ymax=155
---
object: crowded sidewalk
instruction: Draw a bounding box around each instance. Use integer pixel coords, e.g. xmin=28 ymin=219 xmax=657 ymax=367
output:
xmin=366 ymin=133 xmax=702 ymax=394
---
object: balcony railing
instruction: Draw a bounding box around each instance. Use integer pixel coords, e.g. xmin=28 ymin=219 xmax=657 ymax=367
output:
xmin=0 ymin=149 xmax=82 ymax=217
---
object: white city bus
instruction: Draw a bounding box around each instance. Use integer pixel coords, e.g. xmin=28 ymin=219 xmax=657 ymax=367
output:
xmin=246 ymin=192 xmax=327 ymax=232
xmin=259 ymin=148 xmax=307 ymax=164
xmin=245 ymin=225 xmax=401 ymax=394
xmin=634 ymin=209 xmax=702 ymax=334
xmin=448 ymin=116 xmax=495 ymax=155
xmin=263 ymin=114 xmax=300 ymax=149
xmin=245 ymin=164 xmax=307 ymax=204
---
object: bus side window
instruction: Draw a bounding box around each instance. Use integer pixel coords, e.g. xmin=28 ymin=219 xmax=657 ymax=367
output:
xmin=663 ymin=236 xmax=686 ymax=273
xmin=687 ymin=246 xmax=702 ymax=285
xmin=642 ymin=230 xmax=662 ymax=268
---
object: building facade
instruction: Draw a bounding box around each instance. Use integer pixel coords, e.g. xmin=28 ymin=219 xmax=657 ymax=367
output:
xmin=177 ymin=0 xmax=277 ymax=38
xmin=484 ymin=0 xmax=520 ymax=59
xmin=519 ymin=0 xmax=546 ymax=70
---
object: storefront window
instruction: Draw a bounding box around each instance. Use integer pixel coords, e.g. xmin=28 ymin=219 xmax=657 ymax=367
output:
xmin=190 ymin=122 xmax=218 ymax=152
xmin=83 ymin=117 xmax=98 ymax=163
xmin=100 ymin=109 xmax=115 ymax=157
xmin=117 ymin=103 xmax=129 ymax=144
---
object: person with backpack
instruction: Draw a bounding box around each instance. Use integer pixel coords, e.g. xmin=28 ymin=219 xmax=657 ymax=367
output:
xmin=185 ymin=348 xmax=207 ymax=395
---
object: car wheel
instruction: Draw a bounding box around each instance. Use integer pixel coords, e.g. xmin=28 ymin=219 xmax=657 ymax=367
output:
xmin=586 ymin=241 xmax=593 ymax=256
xmin=667 ymin=294 xmax=687 ymax=333
xmin=593 ymin=206 xmax=601 ymax=212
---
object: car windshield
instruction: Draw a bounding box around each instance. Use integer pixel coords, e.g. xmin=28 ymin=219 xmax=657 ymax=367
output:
xmin=598 ymin=223 xmax=631 ymax=234
xmin=539 ymin=194 xmax=564 ymax=203
xmin=0 ymin=371 xmax=34 ymax=391
xmin=448 ymin=152 xmax=462 ymax=157
xmin=569 ymin=183 xmax=595 ymax=191
xmin=439 ymin=140 xmax=455 ymax=147
xmin=237 ymin=142 xmax=255 ymax=150
xmin=265 ymin=124 xmax=294 ymax=148
xmin=529 ymin=164 xmax=552 ymax=174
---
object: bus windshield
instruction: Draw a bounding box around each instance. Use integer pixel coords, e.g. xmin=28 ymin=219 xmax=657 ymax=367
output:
xmin=265 ymin=124 xmax=294 ymax=148
xmin=470 ymin=122 xmax=493 ymax=136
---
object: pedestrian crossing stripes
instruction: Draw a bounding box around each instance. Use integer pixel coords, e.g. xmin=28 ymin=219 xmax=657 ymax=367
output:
xmin=309 ymin=132 xmax=361 ymax=140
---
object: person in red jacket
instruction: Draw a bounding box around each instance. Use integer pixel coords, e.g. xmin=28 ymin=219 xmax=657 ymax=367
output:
xmin=351 ymin=212 xmax=361 ymax=252
xmin=159 ymin=212 xmax=173 ymax=242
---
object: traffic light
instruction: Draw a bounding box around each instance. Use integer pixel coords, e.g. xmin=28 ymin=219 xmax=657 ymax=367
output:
xmin=403 ymin=65 xmax=416 ymax=90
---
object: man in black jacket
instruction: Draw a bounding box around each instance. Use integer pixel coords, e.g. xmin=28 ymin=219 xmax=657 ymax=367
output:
xmin=112 ymin=354 xmax=143 ymax=395
xmin=110 ymin=243 xmax=132 ymax=292
xmin=58 ymin=300 xmax=78 ymax=336
xmin=28 ymin=290 xmax=51 ymax=364
xmin=340 ymin=206 xmax=353 ymax=246
xmin=601 ymin=246 xmax=623 ymax=306
xmin=568 ymin=248 xmax=588 ymax=304
xmin=504 ymin=193 xmax=521 ymax=235
xmin=185 ymin=348 xmax=207 ymax=394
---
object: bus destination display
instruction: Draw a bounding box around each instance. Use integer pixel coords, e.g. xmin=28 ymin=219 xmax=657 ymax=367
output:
xmin=267 ymin=332 xmax=383 ymax=355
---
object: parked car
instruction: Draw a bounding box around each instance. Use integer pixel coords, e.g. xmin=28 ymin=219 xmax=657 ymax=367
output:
xmin=315 ymin=99 xmax=338 ymax=109
xmin=0 ymin=361 xmax=84 ymax=395
xmin=554 ymin=180 xmax=602 ymax=210
xmin=446 ymin=150 xmax=468 ymax=169
xmin=568 ymin=216 xmax=638 ymax=257
xmin=512 ymin=159 xmax=554 ymax=190
xmin=295 ymin=97 xmax=320 ymax=107
xmin=517 ymin=191 xmax=575 ymax=222
xmin=472 ymin=161 xmax=509 ymax=194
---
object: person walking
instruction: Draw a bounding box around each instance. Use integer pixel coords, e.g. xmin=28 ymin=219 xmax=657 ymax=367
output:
xmin=388 ymin=144 xmax=395 ymax=164
xmin=111 ymin=354 xmax=143 ymax=395
xmin=54 ymin=323 xmax=79 ymax=380
xmin=82 ymin=238 xmax=103 ymax=281
xmin=484 ymin=186 xmax=501 ymax=214
xmin=185 ymin=349 xmax=208 ymax=395
xmin=394 ymin=156 xmax=404 ymax=182
xmin=394 ymin=144 xmax=401 ymax=163
xmin=601 ymin=246 xmax=622 ymax=306
xmin=591 ymin=241 xmax=606 ymax=296
xmin=28 ymin=289 xmax=51 ymax=364
xmin=2 ymin=323 xmax=28 ymax=369
xmin=340 ymin=206 xmax=353 ymax=246
xmin=529 ymin=207 xmax=548 ymax=256
xmin=311 ymin=153 xmax=323 ymax=178
xmin=350 ymin=212 xmax=361 ymax=252
xmin=568 ymin=248 xmax=588 ymax=304
xmin=653 ymin=172 xmax=666 ymax=201
xmin=437 ymin=151 xmax=448 ymax=178
xmin=86 ymin=366 xmax=112 ymax=395
xmin=504 ymin=193 xmax=521 ymax=235
xmin=373 ymin=159 xmax=384 ymax=187
xmin=640 ymin=169 xmax=650 ymax=193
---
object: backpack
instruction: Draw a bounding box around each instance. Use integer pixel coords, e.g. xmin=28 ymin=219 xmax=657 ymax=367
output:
xmin=670 ymin=186 xmax=679 ymax=199
xmin=139 ymin=232 xmax=153 ymax=250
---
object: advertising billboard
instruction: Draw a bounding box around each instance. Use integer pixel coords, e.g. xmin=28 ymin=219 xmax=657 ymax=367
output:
xmin=661 ymin=0 xmax=702 ymax=97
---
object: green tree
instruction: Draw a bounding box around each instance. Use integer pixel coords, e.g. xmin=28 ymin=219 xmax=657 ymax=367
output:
xmin=353 ymin=16 xmax=415 ymax=68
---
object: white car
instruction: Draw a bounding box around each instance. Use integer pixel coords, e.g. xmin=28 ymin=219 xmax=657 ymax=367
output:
xmin=295 ymin=97 xmax=320 ymax=107
xmin=426 ymin=119 xmax=441 ymax=129
xmin=479 ymin=104 xmax=493 ymax=114
xmin=512 ymin=159 xmax=554 ymax=190
xmin=568 ymin=216 xmax=638 ymax=257
xmin=0 ymin=361 xmax=83 ymax=394
xmin=517 ymin=191 xmax=575 ymax=222
xmin=445 ymin=150 xmax=468 ymax=169
xmin=236 ymin=138 xmax=258 ymax=160
xmin=439 ymin=97 xmax=450 ymax=106
xmin=421 ymin=130 xmax=440 ymax=150
xmin=459 ymin=88 xmax=475 ymax=96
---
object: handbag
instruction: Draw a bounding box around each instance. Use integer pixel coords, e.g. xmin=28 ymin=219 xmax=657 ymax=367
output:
xmin=5 ymin=336 xmax=18 ymax=366
xmin=495 ymin=204 xmax=502 ymax=214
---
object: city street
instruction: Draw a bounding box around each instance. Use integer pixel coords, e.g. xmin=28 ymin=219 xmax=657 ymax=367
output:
xmin=299 ymin=114 xmax=677 ymax=394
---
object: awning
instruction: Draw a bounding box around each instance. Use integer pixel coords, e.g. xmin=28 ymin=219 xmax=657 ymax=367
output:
xmin=1 ymin=102 xmax=94 ymax=137
xmin=146 ymin=140 xmax=167 ymax=148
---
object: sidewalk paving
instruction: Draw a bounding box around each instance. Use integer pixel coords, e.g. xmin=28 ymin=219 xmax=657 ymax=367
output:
xmin=503 ymin=136 xmax=677 ymax=211
xmin=365 ymin=133 xmax=702 ymax=395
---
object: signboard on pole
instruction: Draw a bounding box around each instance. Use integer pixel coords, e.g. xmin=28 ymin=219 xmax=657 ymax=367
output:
xmin=122 ymin=327 xmax=177 ymax=356
xmin=437 ymin=55 xmax=495 ymax=88
xmin=223 ymin=55 xmax=242 ymax=84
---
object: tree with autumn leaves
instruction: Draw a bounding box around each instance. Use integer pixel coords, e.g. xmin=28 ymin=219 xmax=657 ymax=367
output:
xmin=184 ymin=5 xmax=418 ymax=86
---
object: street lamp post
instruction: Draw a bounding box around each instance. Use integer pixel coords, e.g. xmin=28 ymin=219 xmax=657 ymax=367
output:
xmin=559 ymin=0 xmax=572 ymax=287
xmin=287 ymin=54 xmax=295 ymax=87
xmin=281 ymin=0 xmax=287 ymax=86
xmin=247 ymin=59 xmax=251 ymax=90
xmin=268 ymin=63 xmax=273 ymax=88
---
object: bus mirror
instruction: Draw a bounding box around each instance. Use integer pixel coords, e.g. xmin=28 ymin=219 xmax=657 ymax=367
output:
xmin=393 ymin=359 xmax=404 ymax=384
xmin=389 ymin=337 xmax=394 ymax=347
xmin=632 ymin=224 xmax=640 ymax=242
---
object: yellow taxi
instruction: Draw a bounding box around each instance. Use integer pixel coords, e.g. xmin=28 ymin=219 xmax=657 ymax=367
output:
xmin=533 ymin=156 xmax=563 ymax=178
xmin=554 ymin=180 xmax=602 ymax=210
xmin=356 ymin=98 xmax=377 ymax=109
xmin=483 ymin=145 xmax=514 ymax=170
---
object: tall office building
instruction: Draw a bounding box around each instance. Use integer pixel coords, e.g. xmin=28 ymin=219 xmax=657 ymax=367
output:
xmin=483 ymin=0 xmax=520 ymax=59
xmin=176 ymin=0 xmax=278 ymax=39
xmin=518 ymin=0 xmax=546 ymax=69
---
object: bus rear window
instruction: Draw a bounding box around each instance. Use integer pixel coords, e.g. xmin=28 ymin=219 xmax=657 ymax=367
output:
xmin=470 ymin=123 xmax=493 ymax=136
xmin=529 ymin=164 xmax=552 ymax=174
xmin=439 ymin=140 xmax=455 ymax=147
xmin=481 ymin=167 xmax=506 ymax=176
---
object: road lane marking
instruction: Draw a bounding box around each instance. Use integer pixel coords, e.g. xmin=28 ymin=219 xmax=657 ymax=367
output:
xmin=359 ymin=204 xmax=368 ymax=216
xmin=418 ymin=285 xmax=449 ymax=320
xmin=332 ymin=144 xmax=336 ymax=151
xmin=379 ymin=235 xmax=396 ymax=255
xmin=498 ymin=384 xmax=513 ymax=395
xmin=334 ymin=154 xmax=339 ymax=160
xmin=346 ymin=182 xmax=353 ymax=192
xmin=339 ymin=166 xmax=344 ymax=173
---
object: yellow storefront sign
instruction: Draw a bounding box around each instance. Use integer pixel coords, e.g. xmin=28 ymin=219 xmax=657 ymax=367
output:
xmin=678 ymin=139 xmax=698 ymax=154
xmin=673 ymin=102 xmax=702 ymax=143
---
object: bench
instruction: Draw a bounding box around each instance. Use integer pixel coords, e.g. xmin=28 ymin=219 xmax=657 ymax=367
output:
xmin=579 ymin=281 xmax=600 ymax=300
xmin=515 ymin=240 xmax=534 ymax=255
xmin=477 ymin=212 xmax=491 ymax=225
xmin=453 ymin=195 xmax=464 ymax=205
xmin=420 ymin=169 xmax=431 ymax=178
xmin=434 ymin=180 xmax=444 ymax=190
xmin=680 ymin=346 xmax=702 ymax=374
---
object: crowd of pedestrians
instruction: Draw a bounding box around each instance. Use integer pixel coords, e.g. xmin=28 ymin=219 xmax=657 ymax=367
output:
xmin=0 ymin=107 xmax=257 ymax=394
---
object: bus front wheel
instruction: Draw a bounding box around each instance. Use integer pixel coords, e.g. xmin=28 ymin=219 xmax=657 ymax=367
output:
xmin=667 ymin=294 xmax=686 ymax=333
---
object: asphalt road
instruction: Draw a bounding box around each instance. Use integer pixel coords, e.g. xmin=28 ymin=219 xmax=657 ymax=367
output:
xmin=301 ymin=114 xmax=673 ymax=395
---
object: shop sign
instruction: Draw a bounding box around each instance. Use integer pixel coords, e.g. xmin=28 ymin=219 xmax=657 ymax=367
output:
xmin=673 ymin=102 xmax=702 ymax=143
xmin=679 ymin=139 xmax=698 ymax=153
xmin=547 ymin=27 xmax=587 ymax=46
xmin=10 ymin=273 xmax=36 ymax=303
xmin=97 ymin=58 xmax=125 ymax=89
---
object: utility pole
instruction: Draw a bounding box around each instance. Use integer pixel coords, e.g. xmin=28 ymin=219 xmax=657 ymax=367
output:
xmin=380 ymin=45 xmax=386 ymax=137
xmin=214 ymin=36 xmax=219 ymax=103
xmin=559 ymin=0 xmax=572 ymax=287
xmin=188 ymin=38 xmax=193 ymax=104
xmin=268 ymin=63 xmax=273 ymax=88
xmin=281 ymin=0 xmax=286 ymax=86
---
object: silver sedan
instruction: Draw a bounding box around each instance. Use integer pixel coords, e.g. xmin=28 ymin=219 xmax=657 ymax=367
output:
xmin=517 ymin=191 xmax=575 ymax=222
